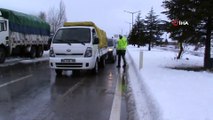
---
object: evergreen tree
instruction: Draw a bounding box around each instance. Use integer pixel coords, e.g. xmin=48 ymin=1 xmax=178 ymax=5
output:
xmin=144 ymin=8 xmax=163 ymax=51
xmin=135 ymin=13 xmax=147 ymax=47
xmin=162 ymin=0 xmax=213 ymax=68
xmin=128 ymin=24 xmax=137 ymax=46
xmin=128 ymin=13 xmax=147 ymax=47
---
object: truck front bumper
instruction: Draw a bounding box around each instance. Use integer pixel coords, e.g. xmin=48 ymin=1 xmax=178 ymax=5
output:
xmin=49 ymin=57 xmax=96 ymax=70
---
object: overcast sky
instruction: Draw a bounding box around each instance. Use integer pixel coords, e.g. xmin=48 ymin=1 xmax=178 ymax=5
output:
xmin=0 ymin=0 xmax=166 ymax=37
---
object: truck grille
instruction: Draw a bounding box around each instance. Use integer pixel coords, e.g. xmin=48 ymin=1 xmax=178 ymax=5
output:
xmin=56 ymin=53 xmax=83 ymax=55
xmin=55 ymin=53 xmax=84 ymax=58
xmin=56 ymin=63 xmax=83 ymax=68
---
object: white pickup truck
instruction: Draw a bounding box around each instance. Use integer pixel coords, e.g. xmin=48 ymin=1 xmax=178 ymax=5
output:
xmin=49 ymin=22 xmax=108 ymax=75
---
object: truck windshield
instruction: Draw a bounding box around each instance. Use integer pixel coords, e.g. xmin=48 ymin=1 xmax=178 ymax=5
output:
xmin=53 ymin=28 xmax=91 ymax=43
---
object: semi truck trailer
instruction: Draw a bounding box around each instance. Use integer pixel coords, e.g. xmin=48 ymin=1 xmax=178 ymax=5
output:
xmin=0 ymin=8 xmax=50 ymax=63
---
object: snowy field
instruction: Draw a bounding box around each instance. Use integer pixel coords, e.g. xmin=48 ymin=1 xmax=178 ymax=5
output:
xmin=158 ymin=44 xmax=213 ymax=58
xmin=127 ymin=45 xmax=213 ymax=120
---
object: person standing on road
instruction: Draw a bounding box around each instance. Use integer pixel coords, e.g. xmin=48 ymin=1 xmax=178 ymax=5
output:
xmin=116 ymin=35 xmax=128 ymax=68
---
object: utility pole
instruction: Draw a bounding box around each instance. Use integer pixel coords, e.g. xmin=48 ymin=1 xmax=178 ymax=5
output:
xmin=124 ymin=10 xmax=141 ymax=29
xmin=125 ymin=21 xmax=132 ymax=33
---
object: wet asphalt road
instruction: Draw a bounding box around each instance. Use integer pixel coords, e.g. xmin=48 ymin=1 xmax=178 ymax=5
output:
xmin=0 ymin=60 xmax=128 ymax=120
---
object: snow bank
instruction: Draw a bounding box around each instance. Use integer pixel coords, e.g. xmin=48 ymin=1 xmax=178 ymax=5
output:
xmin=127 ymin=45 xmax=213 ymax=120
xmin=0 ymin=51 xmax=49 ymax=67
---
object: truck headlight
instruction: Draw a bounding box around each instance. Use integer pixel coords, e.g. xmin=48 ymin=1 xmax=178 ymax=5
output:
xmin=49 ymin=47 xmax=55 ymax=57
xmin=84 ymin=47 xmax=92 ymax=57
xmin=108 ymin=48 xmax=113 ymax=52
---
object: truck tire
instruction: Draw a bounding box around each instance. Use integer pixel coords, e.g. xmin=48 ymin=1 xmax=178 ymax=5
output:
xmin=30 ymin=46 xmax=36 ymax=58
xmin=0 ymin=47 xmax=6 ymax=63
xmin=20 ymin=46 xmax=27 ymax=57
xmin=111 ymin=55 xmax=116 ymax=63
xmin=99 ymin=57 xmax=106 ymax=68
xmin=92 ymin=60 xmax=99 ymax=74
xmin=36 ymin=46 xmax=43 ymax=57
xmin=55 ymin=69 xmax=62 ymax=76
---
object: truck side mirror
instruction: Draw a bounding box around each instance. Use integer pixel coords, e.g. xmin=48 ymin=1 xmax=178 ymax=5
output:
xmin=93 ymin=37 xmax=99 ymax=44
xmin=92 ymin=29 xmax=96 ymax=34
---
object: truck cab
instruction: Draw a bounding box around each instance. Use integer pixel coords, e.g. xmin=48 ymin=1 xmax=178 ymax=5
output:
xmin=0 ymin=20 xmax=9 ymax=43
xmin=0 ymin=12 xmax=9 ymax=63
xmin=49 ymin=24 xmax=108 ymax=75
xmin=0 ymin=12 xmax=8 ymax=44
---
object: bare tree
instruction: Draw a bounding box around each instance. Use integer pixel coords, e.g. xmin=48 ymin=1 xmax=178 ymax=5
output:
xmin=47 ymin=0 xmax=67 ymax=33
xmin=38 ymin=11 xmax=46 ymax=21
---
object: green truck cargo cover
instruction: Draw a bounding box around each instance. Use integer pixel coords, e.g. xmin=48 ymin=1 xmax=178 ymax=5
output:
xmin=64 ymin=21 xmax=107 ymax=48
xmin=0 ymin=8 xmax=50 ymax=36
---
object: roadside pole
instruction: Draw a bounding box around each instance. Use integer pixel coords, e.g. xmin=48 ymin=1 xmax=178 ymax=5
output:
xmin=139 ymin=50 xmax=143 ymax=69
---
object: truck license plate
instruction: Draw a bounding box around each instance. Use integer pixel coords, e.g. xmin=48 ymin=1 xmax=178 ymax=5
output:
xmin=61 ymin=59 xmax=75 ymax=63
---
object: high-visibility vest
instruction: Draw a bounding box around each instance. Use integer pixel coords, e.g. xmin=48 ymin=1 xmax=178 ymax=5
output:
xmin=117 ymin=37 xmax=127 ymax=50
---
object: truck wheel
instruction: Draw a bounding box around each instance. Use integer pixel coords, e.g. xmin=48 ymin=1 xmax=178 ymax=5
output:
xmin=30 ymin=46 xmax=36 ymax=58
xmin=20 ymin=47 xmax=27 ymax=57
xmin=0 ymin=47 xmax=6 ymax=63
xmin=55 ymin=69 xmax=62 ymax=76
xmin=36 ymin=46 xmax=43 ymax=57
xmin=92 ymin=60 xmax=99 ymax=74
xmin=99 ymin=58 xmax=106 ymax=68
xmin=111 ymin=55 xmax=116 ymax=63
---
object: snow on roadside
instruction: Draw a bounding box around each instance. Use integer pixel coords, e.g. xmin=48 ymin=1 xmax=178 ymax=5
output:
xmin=158 ymin=45 xmax=205 ymax=57
xmin=19 ymin=51 xmax=49 ymax=64
xmin=0 ymin=58 xmax=24 ymax=67
xmin=127 ymin=45 xmax=213 ymax=120
xmin=19 ymin=57 xmax=49 ymax=64
xmin=0 ymin=51 xmax=49 ymax=67
xmin=126 ymin=51 xmax=162 ymax=120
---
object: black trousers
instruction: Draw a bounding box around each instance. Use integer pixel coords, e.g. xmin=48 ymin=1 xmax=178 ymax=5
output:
xmin=117 ymin=50 xmax=126 ymax=66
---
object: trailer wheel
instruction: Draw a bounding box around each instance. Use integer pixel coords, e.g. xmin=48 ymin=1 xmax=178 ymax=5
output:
xmin=36 ymin=46 xmax=43 ymax=57
xmin=30 ymin=46 xmax=36 ymax=58
xmin=20 ymin=46 xmax=27 ymax=57
xmin=0 ymin=47 xmax=6 ymax=63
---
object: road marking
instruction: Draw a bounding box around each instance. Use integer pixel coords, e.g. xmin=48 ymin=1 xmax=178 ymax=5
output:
xmin=62 ymin=80 xmax=84 ymax=98
xmin=0 ymin=74 xmax=32 ymax=88
xmin=109 ymin=71 xmax=122 ymax=120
